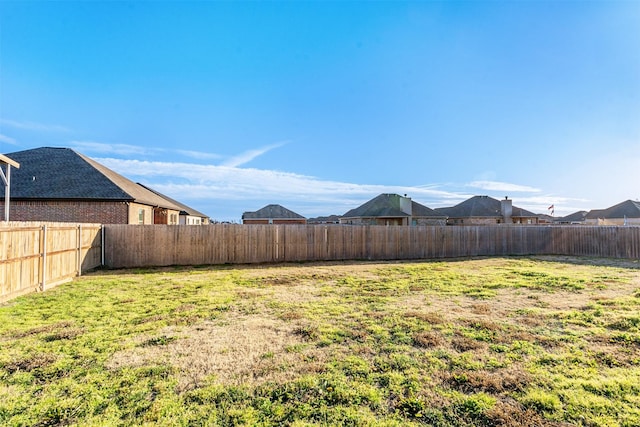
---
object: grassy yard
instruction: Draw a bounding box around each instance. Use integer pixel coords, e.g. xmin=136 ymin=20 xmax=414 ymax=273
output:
xmin=1 ymin=256 xmax=640 ymax=426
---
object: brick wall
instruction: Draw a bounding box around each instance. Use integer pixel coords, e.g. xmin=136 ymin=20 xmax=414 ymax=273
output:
xmin=0 ymin=200 xmax=129 ymax=224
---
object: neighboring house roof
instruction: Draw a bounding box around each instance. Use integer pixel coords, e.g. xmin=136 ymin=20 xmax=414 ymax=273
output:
xmin=537 ymin=214 xmax=554 ymax=222
xmin=138 ymin=183 xmax=209 ymax=219
xmin=586 ymin=200 xmax=640 ymax=219
xmin=307 ymin=215 xmax=341 ymax=224
xmin=242 ymin=204 xmax=305 ymax=220
xmin=0 ymin=147 xmax=182 ymax=210
xmin=557 ymin=211 xmax=588 ymax=223
xmin=585 ymin=209 xmax=605 ymax=220
xmin=342 ymin=193 xmax=445 ymax=218
xmin=435 ymin=195 xmax=537 ymax=218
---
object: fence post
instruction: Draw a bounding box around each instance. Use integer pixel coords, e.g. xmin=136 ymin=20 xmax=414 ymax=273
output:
xmin=77 ymin=224 xmax=82 ymax=276
xmin=324 ymin=226 xmax=329 ymax=259
xmin=40 ymin=225 xmax=47 ymax=291
xmin=101 ymin=225 xmax=105 ymax=267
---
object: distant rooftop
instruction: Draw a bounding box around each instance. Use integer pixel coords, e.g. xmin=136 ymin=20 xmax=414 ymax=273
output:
xmin=242 ymin=204 xmax=305 ymax=219
xmin=435 ymin=195 xmax=537 ymax=218
xmin=342 ymin=193 xmax=444 ymax=218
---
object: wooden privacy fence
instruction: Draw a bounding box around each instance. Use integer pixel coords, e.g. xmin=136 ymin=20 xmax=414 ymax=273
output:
xmin=0 ymin=223 xmax=102 ymax=302
xmin=104 ymin=224 xmax=640 ymax=268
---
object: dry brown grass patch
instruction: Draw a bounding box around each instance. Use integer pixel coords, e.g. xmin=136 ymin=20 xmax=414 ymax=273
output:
xmin=460 ymin=318 xmax=502 ymax=332
xmin=107 ymin=315 xmax=325 ymax=391
xmin=404 ymin=310 xmax=445 ymax=324
xmin=587 ymin=339 xmax=640 ymax=367
xmin=260 ymin=276 xmax=300 ymax=286
xmin=2 ymin=353 xmax=57 ymax=374
xmin=412 ymin=331 xmax=444 ymax=348
xmin=41 ymin=327 xmax=84 ymax=342
xmin=443 ymin=366 xmax=531 ymax=394
xmin=486 ymin=399 xmax=568 ymax=427
xmin=10 ymin=321 xmax=75 ymax=339
xmin=235 ymin=288 xmax=268 ymax=299
xmin=451 ymin=333 xmax=486 ymax=352
xmin=174 ymin=304 xmax=197 ymax=312
xmin=131 ymin=314 xmax=166 ymax=325
xmin=279 ymin=310 xmax=303 ymax=321
xmin=471 ymin=303 xmax=492 ymax=315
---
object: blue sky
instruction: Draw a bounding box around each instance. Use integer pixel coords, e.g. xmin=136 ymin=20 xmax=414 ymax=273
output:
xmin=1 ymin=1 xmax=638 ymax=221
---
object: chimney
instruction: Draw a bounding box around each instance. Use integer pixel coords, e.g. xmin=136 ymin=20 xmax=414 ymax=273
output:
xmin=400 ymin=195 xmax=412 ymax=215
xmin=501 ymin=196 xmax=512 ymax=224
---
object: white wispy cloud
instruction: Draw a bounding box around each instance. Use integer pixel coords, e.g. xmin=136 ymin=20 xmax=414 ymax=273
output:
xmin=175 ymin=149 xmax=222 ymax=161
xmin=221 ymin=141 xmax=288 ymax=167
xmin=69 ymin=141 xmax=153 ymax=156
xmin=467 ymin=180 xmax=541 ymax=193
xmin=70 ymin=138 xmax=283 ymax=167
xmin=94 ymin=157 xmax=595 ymax=220
xmin=511 ymin=195 xmax=590 ymax=216
xmin=70 ymin=141 xmax=226 ymax=162
xmin=0 ymin=118 xmax=71 ymax=133
xmin=97 ymin=157 xmax=465 ymax=206
xmin=0 ymin=134 xmax=18 ymax=145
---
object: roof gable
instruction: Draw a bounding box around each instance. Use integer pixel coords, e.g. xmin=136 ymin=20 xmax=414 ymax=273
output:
xmin=1 ymin=147 xmax=181 ymax=210
xmin=410 ymin=200 xmax=445 ymax=217
xmin=1 ymin=148 xmax=132 ymax=199
xmin=137 ymin=183 xmax=209 ymax=218
xmin=586 ymin=200 xmax=640 ymax=219
xmin=342 ymin=193 xmax=444 ymax=218
xmin=243 ymin=204 xmax=305 ymax=219
xmin=558 ymin=211 xmax=588 ymax=222
xmin=435 ymin=195 xmax=536 ymax=218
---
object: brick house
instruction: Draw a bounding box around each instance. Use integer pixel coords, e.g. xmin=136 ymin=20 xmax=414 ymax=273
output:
xmin=555 ymin=211 xmax=588 ymax=225
xmin=340 ymin=193 xmax=447 ymax=226
xmin=138 ymin=183 xmax=210 ymax=225
xmin=585 ymin=200 xmax=640 ymax=226
xmin=435 ymin=195 xmax=539 ymax=225
xmin=242 ymin=204 xmax=306 ymax=224
xmin=0 ymin=147 xmax=204 ymax=224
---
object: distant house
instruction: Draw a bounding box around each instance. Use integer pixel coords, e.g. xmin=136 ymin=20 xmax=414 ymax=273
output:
xmin=138 ymin=184 xmax=210 ymax=225
xmin=307 ymin=215 xmax=341 ymax=225
xmin=435 ymin=196 xmax=539 ymax=225
xmin=340 ymin=193 xmax=447 ymax=226
xmin=536 ymin=214 xmax=555 ymax=225
xmin=0 ymin=147 xmax=201 ymax=224
xmin=585 ymin=200 xmax=640 ymax=226
xmin=555 ymin=211 xmax=588 ymax=225
xmin=242 ymin=204 xmax=307 ymax=224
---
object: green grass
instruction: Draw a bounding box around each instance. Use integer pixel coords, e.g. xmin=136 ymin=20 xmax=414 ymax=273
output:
xmin=1 ymin=256 xmax=639 ymax=426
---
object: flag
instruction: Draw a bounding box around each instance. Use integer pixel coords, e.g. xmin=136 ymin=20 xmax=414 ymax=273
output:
xmin=548 ymin=204 xmax=555 ymax=216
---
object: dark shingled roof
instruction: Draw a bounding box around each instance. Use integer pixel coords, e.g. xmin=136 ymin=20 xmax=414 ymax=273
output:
xmin=342 ymin=193 xmax=445 ymax=218
xmin=557 ymin=211 xmax=588 ymax=223
xmin=586 ymin=200 xmax=640 ymax=219
xmin=0 ymin=147 xmax=181 ymax=210
xmin=138 ymin=183 xmax=209 ymax=219
xmin=435 ymin=195 xmax=537 ymax=218
xmin=242 ymin=204 xmax=305 ymax=220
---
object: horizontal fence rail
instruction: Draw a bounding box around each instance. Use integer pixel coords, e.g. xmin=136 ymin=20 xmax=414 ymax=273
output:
xmin=103 ymin=224 xmax=640 ymax=269
xmin=1 ymin=222 xmax=102 ymax=303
